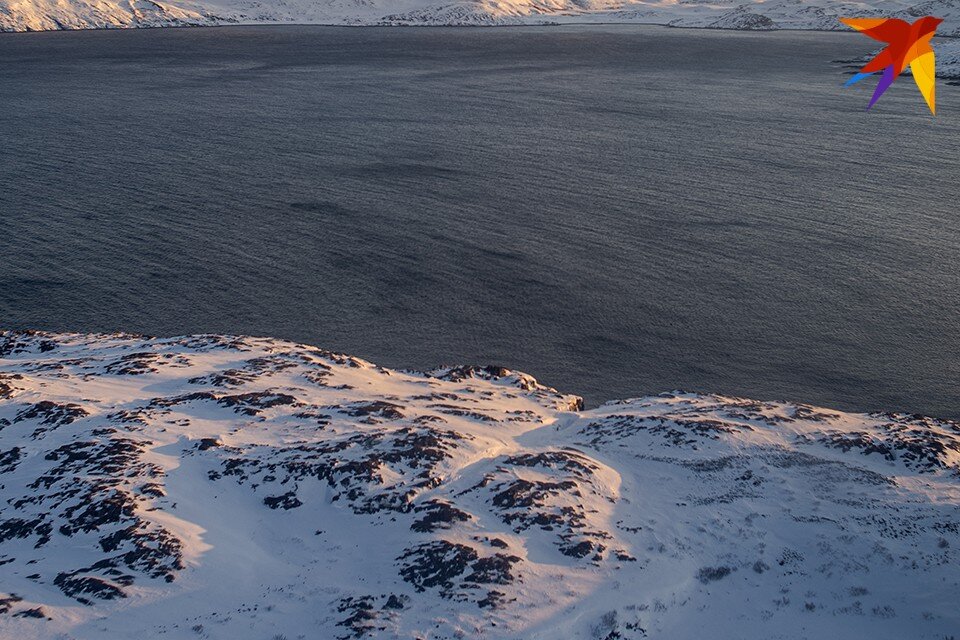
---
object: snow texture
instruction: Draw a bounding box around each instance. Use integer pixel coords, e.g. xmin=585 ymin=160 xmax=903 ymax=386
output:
xmin=0 ymin=0 xmax=959 ymax=35
xmin=0 ymin=330 xmax=957 ymax=639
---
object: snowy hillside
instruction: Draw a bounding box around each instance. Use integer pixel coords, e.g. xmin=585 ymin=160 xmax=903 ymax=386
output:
xmin=3 ymin=0 xmax=960 ymax=35
xmin=0 ymin=330 xmax=957 ymax=639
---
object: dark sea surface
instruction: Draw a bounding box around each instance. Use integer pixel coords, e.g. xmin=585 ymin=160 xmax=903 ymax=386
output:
xmin=1 ymin=25 xmax=959 ymax=414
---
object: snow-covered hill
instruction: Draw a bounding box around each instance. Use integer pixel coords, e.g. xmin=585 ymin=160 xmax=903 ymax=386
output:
xmin=3 ymin=0 xmax=960 ymax=34
xmin=0 ymin=330 xmax=957 ymax=639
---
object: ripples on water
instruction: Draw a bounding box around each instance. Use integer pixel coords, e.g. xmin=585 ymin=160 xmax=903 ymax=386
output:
xmin=1 ymin=25 xmax=959 ymax=414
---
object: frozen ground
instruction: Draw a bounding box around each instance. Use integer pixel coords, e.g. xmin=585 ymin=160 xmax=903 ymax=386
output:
xmin=0 ymin=330 xmax=957 ymax=639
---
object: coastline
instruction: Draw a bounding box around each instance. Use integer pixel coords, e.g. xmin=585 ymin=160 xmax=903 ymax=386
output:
xmin=0 ymin=328 xmax=957 ymax=638
xmin=4 ymin=21 xmax=959 ymax=79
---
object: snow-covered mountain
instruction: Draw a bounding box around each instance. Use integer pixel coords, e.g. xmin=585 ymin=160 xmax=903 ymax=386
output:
xmin=3 ymin=0 xmax=960 ymax=34
xmin=0 ymin=330 xmax=957 ymax=639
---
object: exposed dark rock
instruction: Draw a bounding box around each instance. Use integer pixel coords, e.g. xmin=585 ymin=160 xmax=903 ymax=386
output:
xmin=53 ymin=573 xmax=127 ymax=604
xmin=411 ymin=500 xmax=472 ymax=532
xmin=0 ymin=593 xmax=23 ymax=614
xmin=697 ymin=566 xmax=734 ymax=583
xmin=398 ymin=541 xmax=479 ymax=592
xmin=264 ymin=491 xmax=303 ymax=510
xmin=15 ymin=401 xmax=88 ymax=437
xmin=0 ymin=447 xmax=22 ymax=473
xmin=197 ymin=438 xmax=222 ymax=451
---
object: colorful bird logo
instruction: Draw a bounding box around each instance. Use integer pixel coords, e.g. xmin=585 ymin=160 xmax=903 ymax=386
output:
xmin=841 ymin=16 xmax=942 ymax=114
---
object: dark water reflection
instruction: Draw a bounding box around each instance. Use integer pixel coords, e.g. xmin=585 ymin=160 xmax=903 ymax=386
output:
xmin=1 ymin=25 xmax=959 ymax=414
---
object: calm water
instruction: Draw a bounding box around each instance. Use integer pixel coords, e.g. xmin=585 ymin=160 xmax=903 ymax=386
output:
xmin=1 ymin=25 xmax=959 ymax=415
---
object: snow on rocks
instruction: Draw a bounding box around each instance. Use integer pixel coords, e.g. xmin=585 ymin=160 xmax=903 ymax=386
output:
xmin=0 ymin=330 xmax=957 ymax=639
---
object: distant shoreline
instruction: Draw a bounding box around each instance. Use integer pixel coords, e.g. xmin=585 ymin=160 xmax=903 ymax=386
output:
xmin=2 ymin=18 xmax=958 ymax=37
